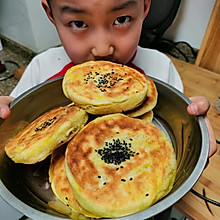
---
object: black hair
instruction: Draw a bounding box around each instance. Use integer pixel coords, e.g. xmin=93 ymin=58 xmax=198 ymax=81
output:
xmin=46 ymin=0 xmax=52 ymax=10
xmin=46 ymin=0 xmax=51 ymax=8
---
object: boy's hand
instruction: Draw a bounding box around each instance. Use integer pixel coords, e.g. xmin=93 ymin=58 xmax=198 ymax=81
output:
xmin=187 ymin=96 xmax=217 ymax=157
xmin=0 ymin=96 xmax=15 ymax=119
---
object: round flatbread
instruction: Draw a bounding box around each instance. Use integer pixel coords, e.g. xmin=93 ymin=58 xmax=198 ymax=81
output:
xmin=138 ymin=110 xmax=154 ymax=123
xmin=65 ymin=114 xmax=176 ymax=218
xmin=125 ymin=75 xmax=158 ymax=117
xmin=62 ymin=61 xmax=148 ymax=115
xmin=49 ymin=146 xmax=99 ymax=218
xmin=5 ymin=105 xmax=88 ymax=164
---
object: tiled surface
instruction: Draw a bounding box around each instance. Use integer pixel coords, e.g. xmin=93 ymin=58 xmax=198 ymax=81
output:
xmin=0 ymin=36 xmax=36 ymax=96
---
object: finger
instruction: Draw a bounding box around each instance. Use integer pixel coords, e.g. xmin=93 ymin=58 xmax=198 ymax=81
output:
xmin=203 ymin=115 xmax=217 ymax=157
xmin=0 ymin=106 xmax=11 ymax=119
xmin=0 ymin=96 xmax=15 ymax=119
xmin=187 ymin=96 xmax=210 ymax=115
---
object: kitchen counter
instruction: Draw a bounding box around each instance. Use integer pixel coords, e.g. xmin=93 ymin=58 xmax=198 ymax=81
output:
xmin=170 ymin=56 xmax=220 ymax=220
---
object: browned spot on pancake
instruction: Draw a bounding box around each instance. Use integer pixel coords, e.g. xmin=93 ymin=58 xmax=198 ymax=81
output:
xmin=125 ymin=75 xmax=158 ymax=117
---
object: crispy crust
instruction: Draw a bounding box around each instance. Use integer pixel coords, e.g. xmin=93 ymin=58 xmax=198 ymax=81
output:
xmin=137 ymin=110 xmax=154 ymax=123
xmin=49 ymin=146 xmax=99 ymax=218
xmin=62 ymin=61 xmax=148 ymax=114
xmin=65 ymin=114 xmax=176 ymax=218
xmin=5 ymin=105 xmax=88 ymax=164
xmin=125 ymin=75 xmax=158 ymax=117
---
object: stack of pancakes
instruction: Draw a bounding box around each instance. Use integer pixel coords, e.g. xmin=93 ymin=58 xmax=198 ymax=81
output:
xmin=5 ymin=61 xmax=176 ymax=219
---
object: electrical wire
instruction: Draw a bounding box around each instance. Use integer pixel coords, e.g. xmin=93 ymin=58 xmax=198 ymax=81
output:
xmin=0 ymin=60 xmax=19 ymax=81
xmin=153 ymin=39 xmax=197 ymax=63
xmin=167 ymin=46 xmax=189 ymax=62
xmin=190 ymin=189 xmax=220 ymax=207
xmin=174 ymin=41 xmax=198 ymax=59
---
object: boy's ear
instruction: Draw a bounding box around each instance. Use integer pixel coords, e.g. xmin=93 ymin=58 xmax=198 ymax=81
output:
xmin=143 ymin=0 xmax=151 ymax=19
xmin=41 ymin=0 xmax=54 ymax=24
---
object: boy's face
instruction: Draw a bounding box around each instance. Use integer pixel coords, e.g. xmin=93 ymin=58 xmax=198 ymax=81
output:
xmin=42 ymin=0 xmax=150 ymax=65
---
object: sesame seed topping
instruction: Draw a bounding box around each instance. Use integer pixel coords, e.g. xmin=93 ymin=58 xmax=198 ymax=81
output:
xmin=96 ymin=138 xmax=135 ymax=165
xmin=121 ymin=179 xmax=126 ymax=182
xmin=35 ymin=117 xmax=56 ymax=132
xmin=83 ymin=70 xmax=124 ymax=92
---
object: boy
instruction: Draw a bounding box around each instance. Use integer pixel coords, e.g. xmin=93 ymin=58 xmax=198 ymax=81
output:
xmin=0 ymin=1 xmax=216 ymax=219
xmin=0 ymin=0 xmax=216 ymax=156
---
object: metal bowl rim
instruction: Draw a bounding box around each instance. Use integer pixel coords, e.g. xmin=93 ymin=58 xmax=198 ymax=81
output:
xmin=0 ymin=76 xmax=209 ymax=219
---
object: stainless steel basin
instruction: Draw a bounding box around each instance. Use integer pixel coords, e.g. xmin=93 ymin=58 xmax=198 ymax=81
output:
xmin=0 ymin=76 xmax=209 ymax=219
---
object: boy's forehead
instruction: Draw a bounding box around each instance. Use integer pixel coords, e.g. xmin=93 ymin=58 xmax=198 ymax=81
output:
xmin=50 ymin=0 xmax=143 ymax=8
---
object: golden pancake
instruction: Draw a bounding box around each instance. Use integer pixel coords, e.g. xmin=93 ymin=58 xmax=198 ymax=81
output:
xmin=65 ymin=114 xmax=176 ymax=218
xmin=62 ymin=61 xmax=148 ymax=115
xmin=48 ymin=197 xmax=89 ymax=220
xmin=5 ymin=105 xmax=88 ymax=164
xmin=49 ymin=146 xmax=99 ymax=218
xmin=138 ymin=110 xmax=154 ymax=123
xmin=125 ymin=75 xmax=158 ymax=117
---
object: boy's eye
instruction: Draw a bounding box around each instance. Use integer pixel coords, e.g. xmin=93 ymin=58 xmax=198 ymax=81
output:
xmin=114 ymin=16 xmax=131 ymax=25
xmin=70 ymin=20 xmax=87 ymax=29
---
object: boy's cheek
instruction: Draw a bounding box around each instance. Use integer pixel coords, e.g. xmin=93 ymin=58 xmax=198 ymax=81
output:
xmin=115 ymin=38 xmax=140 ymax=63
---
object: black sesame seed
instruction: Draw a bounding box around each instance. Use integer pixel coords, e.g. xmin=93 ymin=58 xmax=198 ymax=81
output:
xmin=130 ymin=177 xmax=133 ymax=181
xmin=103 ymin=182 xmax=106 ymax=185
xmin=145 ymin=193 xmax=149 ymax=196
xmin=98 ymin=176 xmax=101 ymax=178
xmin=96 ymin=138 xmax=135 ymax=165
xmin=35 ymin=117 xmax=56 ymax=132
xmin=121 ymin=179 xmax=126 ymax=182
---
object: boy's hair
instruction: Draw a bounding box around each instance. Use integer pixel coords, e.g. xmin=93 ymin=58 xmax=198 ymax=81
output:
xmin=46 ymin=0 xmax=52 ymax=10
xmin=46 ymin=0 xmax=51 ymax=7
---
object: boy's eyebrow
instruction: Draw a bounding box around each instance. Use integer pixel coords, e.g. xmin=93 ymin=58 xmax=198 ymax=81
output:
xmin=111 ymin=0 xmax=137 ymax=11
xmin=60 ymin=6 xmax=85 ymax=14
xmin=59 ymin=0 xmax=137 ymax=14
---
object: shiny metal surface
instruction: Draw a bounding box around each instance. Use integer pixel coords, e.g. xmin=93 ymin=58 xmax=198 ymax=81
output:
xmin=0 ymin=77 xmax=209 ymax=220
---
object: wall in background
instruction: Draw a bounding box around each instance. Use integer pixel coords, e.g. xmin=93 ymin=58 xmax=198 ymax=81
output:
xmin=164 ymin=0 xmax=216 ymax=47
xmin=0 ymin=0 xmax=216 ymax=53
xmin=0 ymin=0 xmax=60 ymax=52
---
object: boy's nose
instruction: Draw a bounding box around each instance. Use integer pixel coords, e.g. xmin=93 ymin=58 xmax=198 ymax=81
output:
xmin=91 ymin=44 xmax=114 ymax=58
xmin=91 ymin=32 xmax=114 ymax=57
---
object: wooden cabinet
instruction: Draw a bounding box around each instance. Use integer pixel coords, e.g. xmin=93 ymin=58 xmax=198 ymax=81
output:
xmin=195 ymin=0 xmax=220 ymax=74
